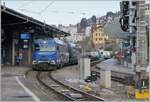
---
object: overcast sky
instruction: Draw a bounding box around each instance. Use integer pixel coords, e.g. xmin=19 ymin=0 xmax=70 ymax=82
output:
xmin=1 ymin=0 xmax=121 ymax=26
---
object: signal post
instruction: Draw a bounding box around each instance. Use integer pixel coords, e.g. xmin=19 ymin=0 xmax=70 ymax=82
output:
xmin=120 ymin=0 xmax=149 ymax=100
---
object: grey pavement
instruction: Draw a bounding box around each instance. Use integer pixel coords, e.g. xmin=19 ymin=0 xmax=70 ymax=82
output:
xmin=96 ymin=58 xmax=135 ymax=75
xmin=1 ymin=66 xmax=34 ymax=101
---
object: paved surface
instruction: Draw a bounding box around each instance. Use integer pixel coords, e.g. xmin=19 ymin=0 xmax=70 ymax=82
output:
xmin=1 ymin=66 xmax=34 ymax=101
xmin=1 ymin=66 xmax=41 ymax=101
xmin=1 ymin=66 xmax=56 ymax=101
xmin=1 ymin=65 xmax=31 ymax=75
xmin=1 ymin=76 xmax=37 ymax=101
xmin=96 ymin=58 xmax=135 ymax=75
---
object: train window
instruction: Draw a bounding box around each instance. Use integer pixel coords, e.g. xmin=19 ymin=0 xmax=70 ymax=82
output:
xmin=39 ymin=44 xmax=56 ymax=51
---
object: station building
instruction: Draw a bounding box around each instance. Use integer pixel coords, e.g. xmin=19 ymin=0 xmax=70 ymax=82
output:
xmin=1 ymin=5 xmax=70 ymax=66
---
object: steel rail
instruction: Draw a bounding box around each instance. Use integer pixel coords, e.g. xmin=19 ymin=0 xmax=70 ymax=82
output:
xmin=48 ymin=72 xmax=105 ymax=101
xmin=36 ymin=59 xmax=105 ymax=101
xmin=36 ymin=72 xmax=76 ymax=101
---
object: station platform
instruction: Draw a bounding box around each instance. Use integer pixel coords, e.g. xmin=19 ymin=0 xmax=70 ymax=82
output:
xmin=95 ymin=58 xmax=135 ymax=75
xmin=1 ymin=66 xmax=39 ymax=101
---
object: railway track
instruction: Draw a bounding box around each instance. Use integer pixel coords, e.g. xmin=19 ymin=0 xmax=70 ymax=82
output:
xmin=25 ymin=70 xmax=66 ymax=101
xmin=90 ymin=59 xmax=134 ymax=85
xmin=37 ymin=71 xmax=105 ymax=101
xmin=91 ymin=70 xmax=134 ymax=85
xmin=24 ymin=59 xmax=105 ymax=101
xmin=26 ymin=59 xmax=131 ymax=101
xmin=35 ymin=59 xmax=105 ymax=101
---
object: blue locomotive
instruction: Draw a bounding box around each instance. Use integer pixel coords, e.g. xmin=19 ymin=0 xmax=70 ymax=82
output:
xmin=32 ymin=38 xmax=69 ymax=70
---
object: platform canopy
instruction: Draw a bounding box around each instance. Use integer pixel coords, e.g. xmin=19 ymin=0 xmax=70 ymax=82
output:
xmin=1 ymin=5 xmax=70 ymax=37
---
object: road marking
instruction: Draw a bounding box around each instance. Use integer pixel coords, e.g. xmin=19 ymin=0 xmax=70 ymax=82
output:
xmin=16 ymin=76 xmax=40 ymax=101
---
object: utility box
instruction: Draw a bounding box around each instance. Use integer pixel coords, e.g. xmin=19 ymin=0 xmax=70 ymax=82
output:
xmin=100 ymin=69 xmax=111 ymax=88
xmin=79 ymin=58 xmax=91 ymax=80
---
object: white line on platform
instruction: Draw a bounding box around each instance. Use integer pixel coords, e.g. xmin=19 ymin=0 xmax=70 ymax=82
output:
xmin=15 ymin=76 xmax=40 ymax=102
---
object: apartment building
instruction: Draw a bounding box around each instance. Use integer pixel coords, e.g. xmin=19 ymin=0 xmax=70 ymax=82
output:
xmin=91 ymin=24 xmax=108 ymax=49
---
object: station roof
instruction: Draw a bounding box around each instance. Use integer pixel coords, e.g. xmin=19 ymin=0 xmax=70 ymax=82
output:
xmin=1 ymin=5 xmax=70 ymax=37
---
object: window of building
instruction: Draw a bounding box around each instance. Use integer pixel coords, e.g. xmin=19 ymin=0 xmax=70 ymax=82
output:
xmin=99 ymin=38 xmax=103 ymax=40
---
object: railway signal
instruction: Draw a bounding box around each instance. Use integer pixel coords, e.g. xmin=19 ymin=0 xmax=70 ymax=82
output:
xmin=120 ymin=1 xmax=129 ymax=31
xmin=120 ymin=1 xmax=137 ymax=33
xmin=120 ymin=0 xmax=149 ymax=100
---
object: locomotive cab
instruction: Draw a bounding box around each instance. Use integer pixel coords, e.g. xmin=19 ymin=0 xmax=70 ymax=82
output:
xmin=32 ymin=39 xmax=57 ymax=70
xmin=32 ymin=38 xmax=69 ymax=70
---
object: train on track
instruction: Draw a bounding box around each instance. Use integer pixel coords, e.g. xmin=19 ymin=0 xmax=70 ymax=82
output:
xmin=32 ymin=38 xmax=80 ymax=70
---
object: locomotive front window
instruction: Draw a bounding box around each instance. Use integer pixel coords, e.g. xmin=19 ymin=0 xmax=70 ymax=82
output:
xmin=39 ymin=44 xmax=56 ymax=51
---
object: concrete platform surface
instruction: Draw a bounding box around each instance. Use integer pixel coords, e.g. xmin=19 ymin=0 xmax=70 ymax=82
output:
xmin=1 ymin=76 xmax=34 ymax=101
xmin=96 ymin=58 xmax=135 ymax=75
xmin=1 ymin=65 xmax=31 ymax=75
xmin=1 ymin=66 xmax=39 ymax=101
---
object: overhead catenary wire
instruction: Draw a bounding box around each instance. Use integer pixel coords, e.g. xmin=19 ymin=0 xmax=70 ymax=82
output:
xmin=19 ymin=9 xmax=41 ymax=15
xmin=7 ymin=1 xmax=88 ymax=27
xmin=50 ymin=10 xmax=87 ymax=15
xmin=18 ymin=1 xmax=55 ymax=25
xmin=18 ymin=0 xmax=87 ymax=15
xmin=39 ymin=1 xmax=55 ymax=14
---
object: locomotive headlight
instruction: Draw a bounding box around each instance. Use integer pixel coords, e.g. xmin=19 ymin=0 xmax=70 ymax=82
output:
xmin=50 ymin=60 xmax=56 ymax=64
xmin=32 ymin=60 xmax=37 ymax=64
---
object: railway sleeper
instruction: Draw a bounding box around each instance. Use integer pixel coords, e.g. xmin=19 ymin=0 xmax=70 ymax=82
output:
xmin=60 ymin=89 xmax=70 ymax=93
xmin=67 ymin=93 xmax=83 ymax=99
xmin=49 ymin=84 xmax=61 ymax=87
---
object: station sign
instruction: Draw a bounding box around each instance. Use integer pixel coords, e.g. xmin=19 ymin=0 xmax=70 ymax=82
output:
xmin=20 ymin=33 xmax=31 ymax=39
xmin=20 ymin=33 xmax=30 ymax=49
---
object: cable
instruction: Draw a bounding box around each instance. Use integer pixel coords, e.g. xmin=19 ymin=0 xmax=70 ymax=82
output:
xmin=19 ymin=9 xmax=41 ymax=15
xmin=18 ymin=9 xmax=47 ymax=27
xmin=19 ymin=4 xmax=86 ymax=16
xmin=39 ymin=1 xmax=55 ymax=14
xmin=49 ymin=10 xmax=87 ymax=15
xmin=18 ymin=1 xmax=55 ymax=24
